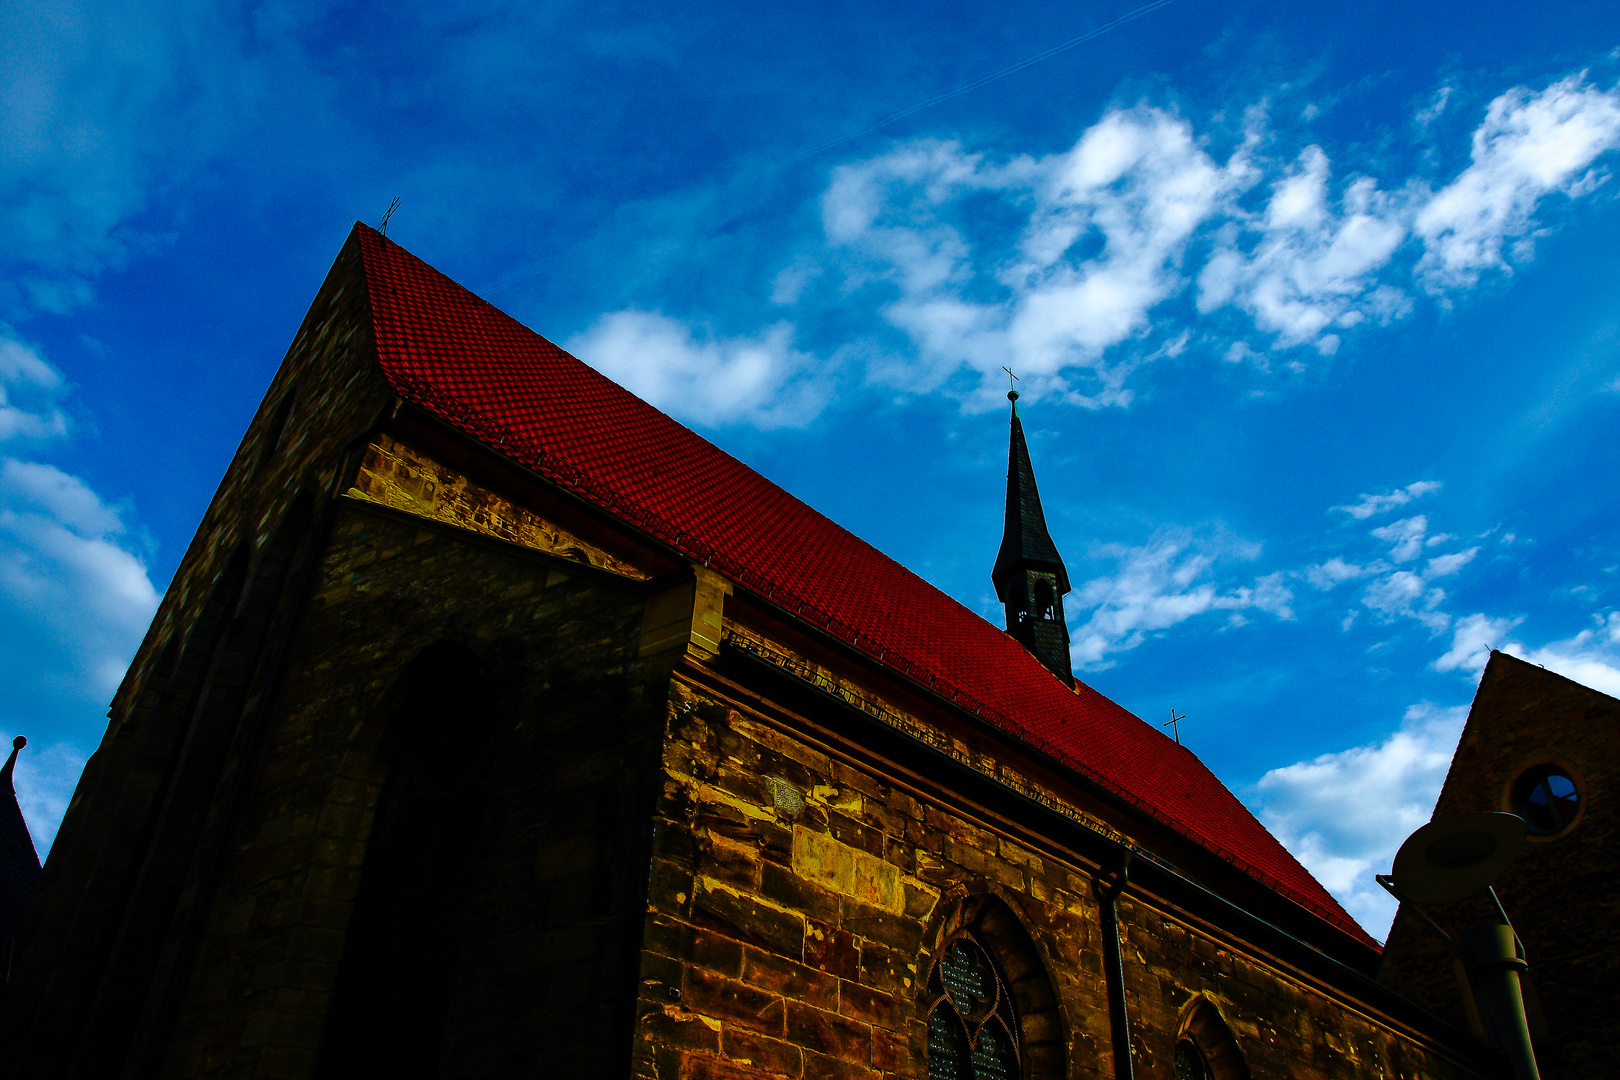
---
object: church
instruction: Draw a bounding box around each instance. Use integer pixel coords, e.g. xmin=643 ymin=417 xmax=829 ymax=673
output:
xmin=0 ymin=224 xmax=1532 ymax=1079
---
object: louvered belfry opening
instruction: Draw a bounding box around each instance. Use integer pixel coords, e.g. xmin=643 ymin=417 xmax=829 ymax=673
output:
xmin=317 ymin=642 xmax=495 ymax=1080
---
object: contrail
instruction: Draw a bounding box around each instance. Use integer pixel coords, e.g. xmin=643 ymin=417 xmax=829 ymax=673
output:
xmin=797 ymin=0 xmax=1182 ymax=160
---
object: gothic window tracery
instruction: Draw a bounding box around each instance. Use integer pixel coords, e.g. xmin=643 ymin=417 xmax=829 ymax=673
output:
xmin=925 ymin=932 xmax=1020 ymax=1080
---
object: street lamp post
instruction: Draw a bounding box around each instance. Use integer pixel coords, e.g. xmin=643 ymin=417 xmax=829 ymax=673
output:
xmin=1377 ymin=812 xmax=1540 ymax=1080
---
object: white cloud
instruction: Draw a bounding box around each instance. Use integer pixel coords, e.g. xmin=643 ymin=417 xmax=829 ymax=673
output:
xmin=1259 ymin=607 xmax=1620 ymax=940
xmin=1360 ymin=568 xmax=1450 ymax=634
xmin=822 ymin=109 xmax=1234 ymax=408
xmin=1000 ymin=110 xmax=1229 ymax=390
xmin=794 ymin=73 xmax=1620 ymax=417
xmin=566 ymin=311 xmax=830 ymax=429
xmin=1321 ymin=484 xmax=1620 ymax=686
xmin=1 ymin=730 xmax=86 ymax=857
xmin=0 ymin=331 xmax=156 ymax=709
xmin=603 ymin=71 xmax=1620 ymax=428
xmin=1424 ymin=546 xmax=1479 ymax=579
xmin=1069 ymin=531 xmax=1292 ymax=667
xmin=0 ymin=330 xmax=157 ymax=864
xmin=1501 ymin=611 xmax=1620 ymax=697
xmin=0 ymin=453 xmax=156 ymax=856
xmin=1434 ymin=612 xmax=1523 ymax=674
xmin=0 ymin=327 xmax=70 ymax=442
xmin=1251 ymin=702 xmax=1469 ymax=939
xmin=0 ymin=458 xmax=161 ymax=702
xmin=1334 ymin=480 xmax=1442 ymax=520
xmin=1416 ymin=85 xmax=1455 ymax=128
xmin=1304 ymin=557 xmax=1365 ymax=590
xmin=1416 ymin=75 xmax=1620 ymax=291
xmin=1370 ymin=514 xmax=1430 ymax=562
xmin=1311 ymin=487 xmax=1495 ymax=643
xmin=1198 ymin=146 xmax=1411 ymax=352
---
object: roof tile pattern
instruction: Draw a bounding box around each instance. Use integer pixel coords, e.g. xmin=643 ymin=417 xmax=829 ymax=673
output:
xmin=353 ymin=225 xmax=1373 ymax=948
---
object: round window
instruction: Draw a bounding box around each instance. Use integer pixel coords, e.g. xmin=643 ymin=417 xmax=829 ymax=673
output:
xmin=1512 ymin=765 xmax=1581 ymax=836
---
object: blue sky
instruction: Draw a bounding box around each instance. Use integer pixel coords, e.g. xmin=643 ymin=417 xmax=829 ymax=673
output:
xmin=5 ymin=0 xmax=1620 ymax=938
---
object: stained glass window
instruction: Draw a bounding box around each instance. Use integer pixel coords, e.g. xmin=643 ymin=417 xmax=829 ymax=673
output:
xmin=926 ymin=934 xmax=1021 ymax=1080
xmin=1175 ymin=1040 xmax=1210 ymax=1080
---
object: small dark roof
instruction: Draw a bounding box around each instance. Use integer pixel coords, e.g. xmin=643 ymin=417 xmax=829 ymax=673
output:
xmin=348 ymin=224 xmax=1373 ymax=947
xmin=992 ymin=402 xmax=1070 ymax=597
xmin=0 ymin=737 xmax=42 ymax=944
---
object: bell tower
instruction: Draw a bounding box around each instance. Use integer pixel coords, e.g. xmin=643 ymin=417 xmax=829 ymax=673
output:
xmin=991 ymin=390 xmax=1073 ymax=682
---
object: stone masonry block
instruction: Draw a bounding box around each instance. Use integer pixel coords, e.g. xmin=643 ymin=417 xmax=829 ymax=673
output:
xmin=684 ymin=967 xmax=787 ymax=1038
xmin=838 ymin=979 xmax=903 ymax=1032
xmin=740 ymin=945 xmax=840 ymax=1012
xmin=784 ymin=1000 xmax=872 ymax=1062
xmin=692 ymin=928 xmax=747 ymax=979
xmin=803 ymin=918 xmax=860 ymax=981
xmin=674 ymin=1051 xmax=773 ymax=1080
xmin=692 ymin=878 xmax=806 ymax=957
xmin=702 ymin=832 xmax=764 ymax=893
xmin=759 ymin=860 xmax=843 ymax=924
xmin=800 ymin=1050 xmax=881 ymax=1080
xmin=721 ymin=1026 xmax=805 ymax=1077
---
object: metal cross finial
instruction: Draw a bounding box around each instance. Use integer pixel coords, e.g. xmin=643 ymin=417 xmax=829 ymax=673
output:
xmin=1002 ymin=366 xmax=1019 ymax=392
xmin=380 ymin=196 xmax=401 ymax=237
xmin=1163 ymin=709 xmax=1185 ymax=745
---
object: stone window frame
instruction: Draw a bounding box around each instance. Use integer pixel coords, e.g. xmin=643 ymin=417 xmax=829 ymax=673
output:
xmin=1500 ymin=754 xmax=1586 ymax=842
xmin=1174 ymin=995 xmax=1251 ymax=1080
xmin=920 ymin=894 xmax=1065 ymax=1080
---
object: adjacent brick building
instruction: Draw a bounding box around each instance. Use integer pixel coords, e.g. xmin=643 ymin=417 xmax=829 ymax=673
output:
xmin=1380 ymin=652 xmax=1619 ymax=1080
xmin=1 ymin=226 xmax=1501 ymax=1079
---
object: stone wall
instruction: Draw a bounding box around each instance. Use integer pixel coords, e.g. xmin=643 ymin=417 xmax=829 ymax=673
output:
xmin=154 ymin=500 xmax=669 ymax=1079
xmin=631 ymin=661 xmax=1485 ymax=1080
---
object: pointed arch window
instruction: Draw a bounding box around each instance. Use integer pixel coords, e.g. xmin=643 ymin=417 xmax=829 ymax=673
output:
xmin=317 ymin=643 xmax=495 ymax=1080
xmin=1176 ymin=996 xmax=1251 ymax=1080
xmin=257 ymin=386 xmax=296 ymax=470
xmin=925 ymin=932 xmax=1020 ymax=1080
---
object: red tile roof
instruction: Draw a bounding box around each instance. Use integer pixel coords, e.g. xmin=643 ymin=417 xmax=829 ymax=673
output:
xmin=352 ymin=224 xmax=1375 ymax=949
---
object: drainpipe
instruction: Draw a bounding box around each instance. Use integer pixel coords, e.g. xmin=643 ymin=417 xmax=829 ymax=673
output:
xmin=1098 ymin=851 xmax=1135 ymax=1080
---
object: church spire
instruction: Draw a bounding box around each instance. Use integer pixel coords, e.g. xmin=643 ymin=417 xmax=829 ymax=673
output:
xmin=992 ymin=391 xmax=1073 ymax=682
